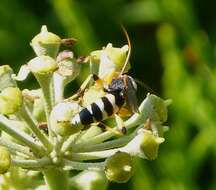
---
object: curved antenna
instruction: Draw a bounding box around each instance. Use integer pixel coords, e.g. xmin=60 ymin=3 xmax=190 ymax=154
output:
xmin=119 ymin=25 xmax=131 ymax=76
xmin=134 ymin=78 xmax=158 ymax=95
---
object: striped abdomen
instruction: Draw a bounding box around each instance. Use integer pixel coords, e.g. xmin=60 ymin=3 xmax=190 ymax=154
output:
xmin=71 ymin=93 xmax=124 ymax=126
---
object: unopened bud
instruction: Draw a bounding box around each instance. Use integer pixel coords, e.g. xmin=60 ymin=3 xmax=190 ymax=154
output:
xmin=50 ymin=102 xmax=83 ymax=136
xmin=0 ymin=87 xmax=23 ymax=115
xmin=91 ymin=44 xmax=130 ymax=80
xmin=28 ymin=56 xmax=58 ymax=74
xmin=0 ymin=146 xmax=11 ymax=174
xmin=0 ymin=65 xmax=16 ymax=91
xmin=105 ymin=151 xmax=134 ymax=183
xmin=72 ymin=171 xmax=108 ymax=190
xmin=31 ymin=25 xmax=61 ymax=58
xmin=140 ymin=130 xmax=164 ymax=160
xmin=56 ymin=51 xmax=81 ymax=83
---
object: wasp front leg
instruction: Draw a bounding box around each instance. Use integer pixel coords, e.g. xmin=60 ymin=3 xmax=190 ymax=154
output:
xmin=66 ymin=74 xmax=95 ymax=101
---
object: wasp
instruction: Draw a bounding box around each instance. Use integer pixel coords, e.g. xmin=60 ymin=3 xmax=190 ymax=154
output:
xmin=68 ymin=27 xmax=139 ymax=134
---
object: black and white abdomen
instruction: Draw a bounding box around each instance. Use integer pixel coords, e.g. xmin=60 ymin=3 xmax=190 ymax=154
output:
xmin=71 ymin=93 xmax=125 ymax=126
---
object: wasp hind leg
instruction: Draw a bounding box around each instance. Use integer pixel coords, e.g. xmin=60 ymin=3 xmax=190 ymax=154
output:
xmin=114 ymin=114 xmax=127 ymax=135
xmin=97 ymin=122 xmax=124 ymax=136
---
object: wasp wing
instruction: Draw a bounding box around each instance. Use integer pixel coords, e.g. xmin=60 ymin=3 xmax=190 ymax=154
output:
xmin=124 ymin=76 xmax=139 ymax=113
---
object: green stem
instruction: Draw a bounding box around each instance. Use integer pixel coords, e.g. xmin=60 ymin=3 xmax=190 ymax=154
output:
xmin=63 ymin=159 xmax=105 ymax=171
xmin=0 ymin=138 xmax=33 ymax=157
xmin=34 ymin=73 xmax=55 ymax=138
xmin=43 ymin=168 xmax=69 ymax=190
xmin=72 ymin=131 xmax=135 ymax=152
xmin=53 ymin=73 xmax=65 ymax=103
xmin=19 ymin=104 xmax=53 ymax=151
xmin=11 ymin=157 xmax=51 ymax=168
xmin=0 ymin=115 xmax=47 ymax=156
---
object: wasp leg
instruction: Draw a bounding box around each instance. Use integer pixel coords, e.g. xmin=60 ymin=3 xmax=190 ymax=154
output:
xmin=97 ymin=122 xmax=123 ymax=136
xmin=114 ymin=114 xmax=127 ymax=135
xmin=66 ymin=74 xmax=95 ymax=101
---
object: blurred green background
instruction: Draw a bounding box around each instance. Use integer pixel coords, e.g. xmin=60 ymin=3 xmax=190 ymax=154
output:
xmin=1 ymin=0 xmax=216 ymax=189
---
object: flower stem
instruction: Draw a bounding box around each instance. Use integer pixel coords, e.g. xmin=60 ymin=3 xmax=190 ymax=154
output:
xmin=0 ymin=138 xmax=33 ymax=157
xmin=63 ymin=159 xmax=105 ymax=171
xmin=11 ymin=157 xmax=51 ymax=168
xmin=72 ymin=132 xmax=135 ymax=152
xmin=19 ymin=104 xmax=53 ymax=151
xmin=0 ymin=115 xmax=47 ymax=156
xmin=53 ymin=73 xmax=65 ymax=103
xmin=34 ymin=73 xmax=55 ymax=138
xmin=43 ymin=168 xmax=69 ymax=190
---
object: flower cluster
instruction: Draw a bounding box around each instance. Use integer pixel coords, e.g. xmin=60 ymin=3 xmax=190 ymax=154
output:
xmin=0 ymin=26 xmax=171 ymax=190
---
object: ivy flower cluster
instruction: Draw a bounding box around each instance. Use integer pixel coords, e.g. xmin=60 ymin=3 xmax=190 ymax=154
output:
xmin=0 ymin=26 xmax=171 ymax=190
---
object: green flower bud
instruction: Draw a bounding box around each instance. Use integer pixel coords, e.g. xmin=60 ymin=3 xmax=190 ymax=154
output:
xmin=105 ymin=151 xmax=134 ymax=183
xmin=28 ymin=56 xmax=58 ymax=74
xmin=91 ymin=44 xmax=130 ymax=80
xmin=31 ymin=25 xmax=61 ymax=58
xmin=50 ymin=102 xmax=83 ymax=136
xmin=71 ymin=171 xmax=108 ymax=190
xmin=104 ymin=43 xmax=129 ymax=70
xmin=135 ymin=94 xmax=169 ymax=125
xmin=0 ymin=65 xmax=16 ymax=91
xmin=91 ymin=44 xmax=129 ymax=70
xmin=148 ymin=94 xmax=168 ymax=123
xmin=56 ymin=51 xmax=81 ymax=83
xmin=140 ymin=130 xmax=164 ymax=160
xmin=0 ymin=87 xmax=23 ymax=115
xmin=0 ymin=146 xmax=11 ymax=174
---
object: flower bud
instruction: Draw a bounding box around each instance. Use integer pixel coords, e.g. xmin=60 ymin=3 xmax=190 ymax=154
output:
xmin=91 ymin=44 xmax=130 ymax=81
xmin=28 ymin=56 xmax=58 ymax=75
xmin=148 ymin=94 xmax=168 ymax=123
xmin=0 ymin=146 xmax=11 ymax=174
xmin=104 ymin=43 xmax=130 ymax=70
xmin=105 ymin=151 xmax=134 ymax=183
xmin=135 ymin=94 xmax=169 ymax=125
xmin=50 ymin=102 xmax=83 ymax=136
xmin=31 ymin=25 xmax=61 ymax=58
xmin=0 ymin=65 xmax=16 ymax=91
xmin=91 ymin=43 xmax=129 ymax=70
xmin=56 ymin=51 xmax=81 ymax=83
xmin=72 ymin=171 xmax=108 ymax=190
xmin=140 ymin=130 xmax=164 ymax=160
xmin=0 ymin=87 xmax=23 ymax=115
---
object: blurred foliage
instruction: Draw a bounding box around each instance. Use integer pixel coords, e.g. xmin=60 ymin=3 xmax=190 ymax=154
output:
xmin=0 ymin=0 xmax=216 ymax=189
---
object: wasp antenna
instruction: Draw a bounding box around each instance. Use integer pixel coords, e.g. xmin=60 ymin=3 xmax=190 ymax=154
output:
xmin=134 ymin=78 xmax=158 ymax=95
xmin=119 ymin=25 xmax=131 ymax=76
